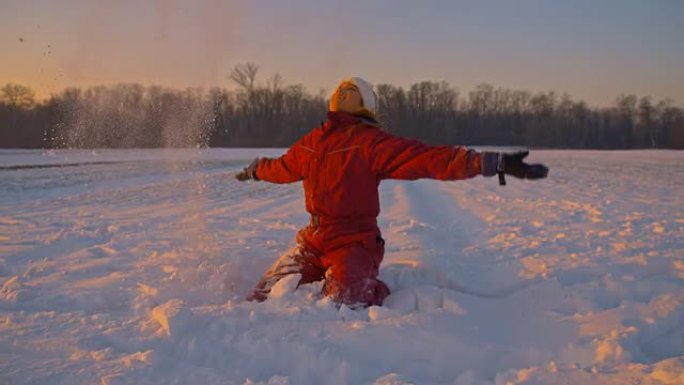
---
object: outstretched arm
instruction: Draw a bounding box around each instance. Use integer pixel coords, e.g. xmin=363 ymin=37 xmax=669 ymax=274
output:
xmin=369 ymin=131 xmax=548 ymax=182
xmin=369 ymin=131 xmax=483 ymax=180
xmin=235 ymin=140 xmax=305 ymax=184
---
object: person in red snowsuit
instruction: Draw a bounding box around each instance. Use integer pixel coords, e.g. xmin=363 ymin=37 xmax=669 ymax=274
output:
xmin=236 ymin=77 xmax=548 ymax=306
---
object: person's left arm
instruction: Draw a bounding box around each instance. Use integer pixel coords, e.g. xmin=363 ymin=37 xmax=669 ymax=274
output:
xmin=367 ymin=130 xmax=548 ymax=182
xmin=367 ymin=130 xmax=487 ymax=180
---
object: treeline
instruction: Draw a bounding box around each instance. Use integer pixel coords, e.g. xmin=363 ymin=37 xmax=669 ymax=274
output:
xmin=1 ymin=63 xmax=683 ymax=149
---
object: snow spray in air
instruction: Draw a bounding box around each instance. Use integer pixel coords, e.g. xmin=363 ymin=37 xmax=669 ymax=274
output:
xmin=50 ymin=85 xmax=215 ymax=149
xmin=38 ymin=1 xmax=234 ymax=302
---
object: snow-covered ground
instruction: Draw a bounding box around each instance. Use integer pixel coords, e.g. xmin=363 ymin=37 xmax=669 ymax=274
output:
xmin=1 ymin=148 xmax=682 ymax=385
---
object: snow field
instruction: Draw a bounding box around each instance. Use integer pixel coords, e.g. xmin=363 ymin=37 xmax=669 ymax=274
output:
xmin=0 ymin=149 xmax=682 ymax=384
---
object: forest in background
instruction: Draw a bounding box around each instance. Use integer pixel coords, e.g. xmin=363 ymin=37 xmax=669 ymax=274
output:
xmin=1 ymin=63 xmax=683 ymax=149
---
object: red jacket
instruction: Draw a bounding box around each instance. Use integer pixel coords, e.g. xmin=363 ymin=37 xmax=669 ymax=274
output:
xmin=256 ymin=111 xmax=483 ymax=221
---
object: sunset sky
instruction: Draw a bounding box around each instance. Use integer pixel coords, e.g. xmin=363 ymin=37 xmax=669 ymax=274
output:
xmin=1 ymin=0 xmax=682 ymax=106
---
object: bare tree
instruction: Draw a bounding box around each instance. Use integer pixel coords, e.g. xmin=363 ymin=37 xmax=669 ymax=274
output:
xmin=2 ymin=67 xmax=684 ymax=149
xmin=229 ymin=62 xmax=259 ymax=92
xmin=1 ymin=83 xmax=36 ymax=109
xmin=637 ymin=96 xmax=656 ymax=147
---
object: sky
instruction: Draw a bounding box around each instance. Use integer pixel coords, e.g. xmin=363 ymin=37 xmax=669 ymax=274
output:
xmin=1 ymin=0 xmax=683 ymax=107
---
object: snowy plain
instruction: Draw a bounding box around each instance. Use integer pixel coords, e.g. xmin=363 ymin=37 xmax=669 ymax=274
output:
xmin=0 ymin=148 xmax=682 ymax=385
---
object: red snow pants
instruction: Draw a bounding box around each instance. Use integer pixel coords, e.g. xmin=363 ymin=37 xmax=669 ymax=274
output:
xmin=247 ymin=217 xmax=390 ymax=306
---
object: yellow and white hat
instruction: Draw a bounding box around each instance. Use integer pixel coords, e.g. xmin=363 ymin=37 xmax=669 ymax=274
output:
xmin=337 ymin=77 xmax=377 ymax=117
xmin=350 ymin=77 xmax=376 ymax=114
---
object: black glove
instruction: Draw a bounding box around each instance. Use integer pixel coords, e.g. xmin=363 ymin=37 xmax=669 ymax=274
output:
xmin=482 ymin=151 xmax=548 ymax=183
xmin=502 ymin=151 xmax=549 ymax=180
xmin=235 ymin=158 xmax=259 ymax=181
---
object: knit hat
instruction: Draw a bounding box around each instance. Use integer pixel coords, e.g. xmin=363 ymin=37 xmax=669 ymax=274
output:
xmin=339 ymin=77 xmax=377 ymax=117
xmin=351 ymin=77 xmax=376 ymax=114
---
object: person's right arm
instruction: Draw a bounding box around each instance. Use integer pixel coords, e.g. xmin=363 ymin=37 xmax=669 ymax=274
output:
xmin=235 ymin=135 xmax=308 ymax=184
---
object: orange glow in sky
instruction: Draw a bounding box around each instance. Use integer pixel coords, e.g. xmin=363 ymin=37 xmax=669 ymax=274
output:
xmin=1 ymin=1 xmax=682 ymax=106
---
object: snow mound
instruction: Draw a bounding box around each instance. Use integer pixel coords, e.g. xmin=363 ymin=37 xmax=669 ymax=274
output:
xmin=650 ymin=357 xmax=684 ymax=385
xmin=1 ymin=275 xmax=33 ymax=302
xmin=150 ymin=299 xmax=191 ymax=337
